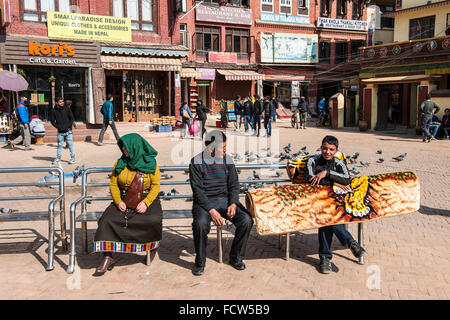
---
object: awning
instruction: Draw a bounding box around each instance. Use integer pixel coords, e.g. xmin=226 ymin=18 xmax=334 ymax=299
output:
xmin=101 ymin=56 xmax=181 ymax=71
xmin=217 ymin=69 xmax=265 ymax=81
xmin=263 ymin=74 xmax=307 ymax=81
xmin=362 ymin=74 xmax=442 ymax=84
xmin=180 ymin=68 xmax=202 ymax=78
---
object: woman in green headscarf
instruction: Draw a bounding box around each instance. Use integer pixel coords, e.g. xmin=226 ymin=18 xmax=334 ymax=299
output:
xmin=92 ymin=133 xmax=162 ymax=276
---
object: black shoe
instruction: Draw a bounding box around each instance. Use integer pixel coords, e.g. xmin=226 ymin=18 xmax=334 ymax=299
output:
xmin=192 ymin=264 xmax=204 ymax=276
xmin=319 ymin=257 xmax=332 ymax=274
xmin=230 ymin=259 xmax=246 ymax=271
xmin=349 ymin=241 xmax=367 ymax=258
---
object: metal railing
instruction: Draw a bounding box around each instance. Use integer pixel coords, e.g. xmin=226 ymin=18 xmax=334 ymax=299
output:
xmin=0 ymin=167 xmax=66 ymax=271
xmin=67 ymin=163 xmax=290 ymax=273
xmin=66 ymin=163 xmax=365 ymax=274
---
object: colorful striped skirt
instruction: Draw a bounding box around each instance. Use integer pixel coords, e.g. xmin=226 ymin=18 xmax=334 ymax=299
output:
xmin=92 ymin=198 xmax=162 ymax=253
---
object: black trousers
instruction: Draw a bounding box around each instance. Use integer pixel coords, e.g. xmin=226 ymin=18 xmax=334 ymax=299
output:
xmin=199 ymin=118 xmax=207 ymax=137
xmin=192 ymin=197 xmax=253 ymax=266
xmin=98 ymin=119 xmax=120 ymax=143
xmin=253 ymin=115 xmax=261 ymax=136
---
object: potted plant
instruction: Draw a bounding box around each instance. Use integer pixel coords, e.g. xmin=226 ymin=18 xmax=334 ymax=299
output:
xmin=48 ymin=76 xmax=56 ymax=87
xmin=358 ymin=107 xmax=369 ymax=132
xmin=16 ymin=68 xmax=26 ymax=78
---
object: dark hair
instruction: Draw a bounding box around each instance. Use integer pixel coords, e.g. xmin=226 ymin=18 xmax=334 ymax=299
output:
xmin=445 ymin=108 xmax=450 ymax=112
xmin=255 ymin=94 xmax=260 ymax=99
xmin=198 ymin=99 xmax=203 ymax=104
xmin=56 ymin=97 xmax=64 ymax=103
xmin=236 ymin=95 xmax=241 ymax=100
xmin=182 ymin=101 xmax=187 ymax=106
xmin=65 ymin=99 xmax=72 ymax=107
xmin=426 ymin=93 xmax=431 ymax=100
xmin=322 ymin=135 xmax=339 ymax=148
xmin=107 ymin=94 xmax=113 ymax=100
xmin=204 ymin=130 xmax=227 ymax=147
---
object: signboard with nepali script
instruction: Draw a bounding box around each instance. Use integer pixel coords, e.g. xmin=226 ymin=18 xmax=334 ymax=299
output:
xmin=47 ymin=12 xmax=132 ymax=42
xmin=317 ymin=17 xmax=368 ymax=31
xmin=261 ymin=33 xmax=318 ymax=63
xmin=208 ymin=52 xmax=237 ymax=63
xmin=196 ymin=4 xmax=252 ymax=26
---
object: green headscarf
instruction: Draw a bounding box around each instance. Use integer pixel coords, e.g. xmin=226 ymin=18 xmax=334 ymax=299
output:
xmin=115 ymin=133 xmax=158 ymax=174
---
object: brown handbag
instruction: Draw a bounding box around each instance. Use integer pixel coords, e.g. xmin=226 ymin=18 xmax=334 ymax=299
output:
xmin=122 ymin=170 xmax=145 ymax=210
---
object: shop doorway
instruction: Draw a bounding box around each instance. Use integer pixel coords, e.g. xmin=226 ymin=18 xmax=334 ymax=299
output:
xmin=197 ymin=82 xmax=211 ymax=108
xmin=377 ymin=84 xmax=402 ymax=130
xmin=105 ymin=74 xmax=123 ymax=121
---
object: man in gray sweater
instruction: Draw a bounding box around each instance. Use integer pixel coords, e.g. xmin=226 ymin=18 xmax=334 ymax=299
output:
xmin=420 ymin=94 xmax=440 ymax=142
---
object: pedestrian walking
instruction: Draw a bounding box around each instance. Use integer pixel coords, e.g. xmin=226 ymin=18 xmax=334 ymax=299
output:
xmin=234 ymin=95 xmax=243 ymax=131
xmin=263 ymin=96 xmax=273 ymax=137
xmin=271 ymin=96 xmax=278 ymax=122
xmin=441 ymin=108 xmax=450 ymax=140
xmin=242 ymin=95 xmax=254 ymax=133
xmin=92 ymin=133 xmax=162 ymax=276
xmin=420 ymin=93 xmax=440 ymax=142
xmin=299 ymin=96 xmax=308 ymax=129
xmin=49 ymin=97 xmax=76 ymax=164
xmin=189 ymin=130 xmax=253 ymax=276
xmin=8 ymin=95 xmax=32 ymax=150
xmin=98 ymin=94 xmax=120 ymax=145
xmin=252 ymin=94 xmax=263 ymax=136
xmin=180 ymin=101 xmax=193 ymax=139
xmin=196 ymin=99 xmax=209 ymax=138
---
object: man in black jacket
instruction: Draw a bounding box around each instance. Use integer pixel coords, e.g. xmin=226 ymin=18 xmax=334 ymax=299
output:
xmin=252 ymin=95 xmax=263 ymax=136
xmin=305 ymin=135 xmax=366 ymax=274
xmin=242 ymin=96 xmax=254 ymax=133
xmin=299 ymin=96 xmax=308 ymax=129
xmin=233 ymin=95 xmax=243 ymax=131
xmin=263 ymin=96 xmax=273 ymax=137
xmin=196 ymin=99 xmax=209 ymax=138
xmin=49 ymin=97 xmax=76 ymax=164
xmin=189 ymin=130 xmax=254 ymax=276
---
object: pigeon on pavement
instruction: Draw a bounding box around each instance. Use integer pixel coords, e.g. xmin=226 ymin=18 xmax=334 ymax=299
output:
xmin=275 ymin=170 xmax=283 ymax=177
xmin=376 ymin=158 xmax=384 ymax=163
xmin=360 ymin=161 xmax=370 ymax=167
xmin=393 ymin=153 xmax=407 ymax=161
xmin=253 ymin=170 xmax=260 ymax=180
xmin=376 ymin=150 xmax=383 ymax=154
xmin=352 ymin=152 xmax=360 ymax=160
xmin=161 ymin=174 xmax=173 ymax=179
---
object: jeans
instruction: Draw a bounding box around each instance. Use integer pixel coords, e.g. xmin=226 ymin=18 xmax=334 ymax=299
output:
xmin=272 ymin=109 xmax=277 ymax=122
xmin=300 ymin=112 xmax=308 ymax=128
xmin=234 ymin=114 xmax=242 ymax=130
xmin=192 ymin=197 xmax=253 ymax=266
xmin=244 ymin=115 xmax=252 ymax=132
xmin=421 ymin=115 xmax=432 ymax=139
xmin=11 ymin=123 xmax=31 ymax=149
xmin=429 ymin=124 xmax=440 ymax=137
xmin=263 ymin=117 xmax=272 ymax=136
xmin=253 ymin=115 xmax=261 ymax=136
xmin=57 ymin=131 xmax=75 ymax=159
xmin=31 ymin=131 xmax=45 ymax=137
xmin=98 ymin=119 xmax=120 ymax=143
xmin=318 ymin=224 xmax=355 ymax=259
xmin=181 ymin=118 xmax=190 ymax=138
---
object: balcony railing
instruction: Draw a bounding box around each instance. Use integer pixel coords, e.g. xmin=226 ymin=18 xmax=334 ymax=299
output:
xmin=357 ymin=35 xmax=450 ymax=61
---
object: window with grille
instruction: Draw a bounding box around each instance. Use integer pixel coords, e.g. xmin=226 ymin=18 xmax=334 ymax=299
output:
xmin=350 ymin=40 xmax=364 ymax=59
xmin=22 ymin=0 xmax=77 ymax=22
xmin=298 ymin=0 xmax=308 ymax=15
xmin=112 ymin=0 xmax=155 ymax=32
xmin=352 ymin=0 xmax=363 ymax=20
xmin=225 ymin=28 xmax=250 ymax=60
xmin=280 ymin=0 xmax=291 ymax=14
xmin=335 ymin=42 xmax=348 ymax=64
xmin=180 ymin=24 xmax=189 ymax=48
xmin=195 ymin=26 xmax=221 ymax=57
xmin=336 ymin=0 xmax=347 ymax=19
xmin=319 ymin=41 xmax=331 ymax=64
xmin=261 ymin=0 xmax=273 ymax=12
xmin=227 ymin=0 xmax=249 ymax=6
xmin=409 ymin=16 xmax=435 ymax=40
xmin=320 ymin=0 xmax=331 ymax=17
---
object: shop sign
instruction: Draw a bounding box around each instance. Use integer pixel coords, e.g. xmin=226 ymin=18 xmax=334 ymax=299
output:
xmin=28 ymin=41 xmax=77 ymax=65
xmin=208 ymin=52 xmax=237 ymax=64
xmin=196 ymin=68 xmax=216 ymax=81
xmin=196 ymin=4 xmax=252 ymax=26
xmin=261 ymin=33 xmax=318 ymax=63
xmin=317 ymin=17 xmax=368 ymax=31
xmin=260 ymin=12 xmax=310 ymax=25
xmin=47 ymin=11 xmax=132 ymax=42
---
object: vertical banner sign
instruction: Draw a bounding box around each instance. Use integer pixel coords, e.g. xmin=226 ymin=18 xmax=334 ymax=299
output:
xmin=47 ymin=12 xmax=132 ymax=42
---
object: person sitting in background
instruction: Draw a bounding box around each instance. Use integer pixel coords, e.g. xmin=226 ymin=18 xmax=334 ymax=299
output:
xmin=29 ymin=115 xmax=46 ymax=138
xmin=428 ymin=114 xmax=441 ymax=139
xmin=441 ymin=108 xmax=450 ymax=140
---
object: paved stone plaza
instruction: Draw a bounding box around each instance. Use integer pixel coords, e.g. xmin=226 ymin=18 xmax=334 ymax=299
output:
xmin=0 ymin=121 xmax=448 ymax=300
